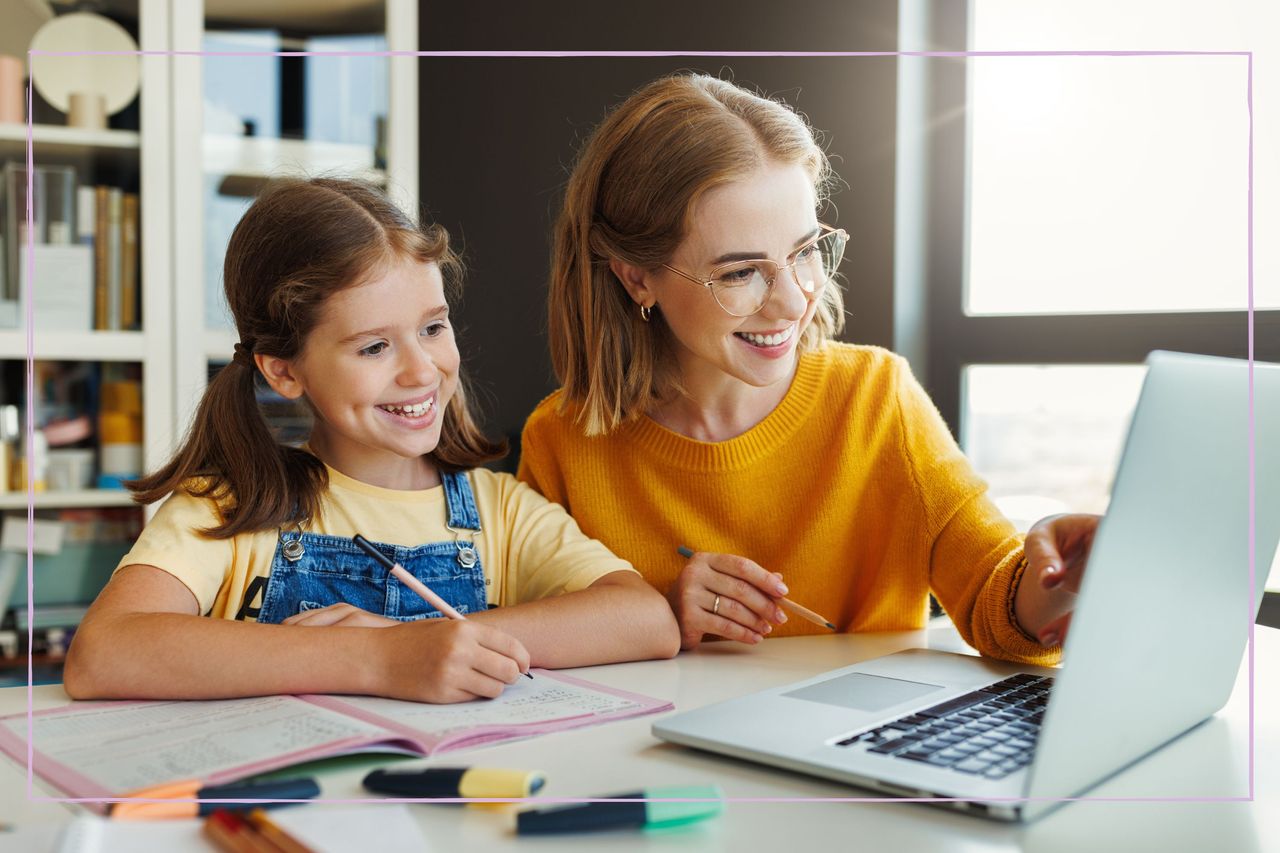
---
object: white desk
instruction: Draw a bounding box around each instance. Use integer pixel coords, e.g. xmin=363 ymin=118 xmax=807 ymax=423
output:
xmin=2 ymin=625 xmax=1276 ymax=852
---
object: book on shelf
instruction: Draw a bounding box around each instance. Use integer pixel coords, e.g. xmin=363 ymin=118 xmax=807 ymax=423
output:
xmin=89 ymin=184 xmax=138 ymax=331
xmin=106 ymin=187 xmax=121 ymax=330
xmin=20 ymin=244 xmax=94 ymax=332
xmin=2 ymin=162 xmax=85 ymax=329
xmin=120 ymin=192 xmax=139 ymax=329
xmin=1 ymin=360 xmax=146 ymax=494
xmin=93 ymin=185 xmax=108 ymax=329
xmin=0 ymin=162 xmax=141 ymax=332
xmin=76 ymin=186 xmax=95 ymax=252
xmin=0 ymin=672 xmax=673 ymax=812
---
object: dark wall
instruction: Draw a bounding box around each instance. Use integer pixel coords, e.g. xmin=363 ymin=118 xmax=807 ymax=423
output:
xmin=418 ymin=2 xmax=900 ymax=464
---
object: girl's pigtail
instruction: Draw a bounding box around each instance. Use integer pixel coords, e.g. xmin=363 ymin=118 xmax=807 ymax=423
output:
xmin=127 ymin=360 xmax=326 ymax=539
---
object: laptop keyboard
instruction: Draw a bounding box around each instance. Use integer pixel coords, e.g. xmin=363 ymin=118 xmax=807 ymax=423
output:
xmin=834 ymin=673 xmax=1054 ymax=780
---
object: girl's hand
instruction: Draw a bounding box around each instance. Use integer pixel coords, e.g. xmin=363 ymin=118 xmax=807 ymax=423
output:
xmin=282 ymin=603 xmax=397 ymax=628
xmin=376 ymin=619 xmax=531 ymax=703
xmin=1015 ymin=513 xmax=1101 ymax=647
xmin=667 ymin=551 xmax=789 ymax=650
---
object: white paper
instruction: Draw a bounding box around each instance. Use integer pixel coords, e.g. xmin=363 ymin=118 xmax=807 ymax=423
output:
xmin=49 ymin=806 xmax=430 ymax=853
xmin=55 ymin=815 xmax=200 ymax=853
xmin=5 ymin=697 xmax=392 ymax=793
xmin=337 ymin=674 xmax=644 ymax=742
xmin=271 ymin=805 xmax=430 ymax=853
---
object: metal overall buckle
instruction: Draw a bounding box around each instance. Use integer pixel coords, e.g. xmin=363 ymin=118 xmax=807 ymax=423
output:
xmin=278 ymin=520 xmax=306 ymax=562
xmin=444 ymin=522 xmax=480 ymax=569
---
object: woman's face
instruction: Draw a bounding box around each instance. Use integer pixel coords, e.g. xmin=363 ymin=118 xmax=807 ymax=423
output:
xmin=646 ymin=161 xmax=822 ymax=394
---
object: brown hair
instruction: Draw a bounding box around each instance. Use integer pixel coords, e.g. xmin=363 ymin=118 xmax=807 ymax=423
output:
xmin=130 ymin=177 xmax=505 ymax=538
xmin=549 ymin=73 xmax=844 ymax=436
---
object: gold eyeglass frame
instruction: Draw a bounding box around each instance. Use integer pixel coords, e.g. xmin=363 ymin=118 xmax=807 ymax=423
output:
xmin=660 ymin=224 xmax=849 ymax=317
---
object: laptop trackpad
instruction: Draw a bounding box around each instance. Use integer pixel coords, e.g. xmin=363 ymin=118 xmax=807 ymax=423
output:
xmin=783 ymin=672 xmax=945 ymax=712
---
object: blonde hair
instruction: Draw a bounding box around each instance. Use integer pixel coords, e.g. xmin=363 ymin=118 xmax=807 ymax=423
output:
xmin=131 ymin=177 xmax=505 ymax=538
xmin=548 ymin=73 xmax=844 ymax=436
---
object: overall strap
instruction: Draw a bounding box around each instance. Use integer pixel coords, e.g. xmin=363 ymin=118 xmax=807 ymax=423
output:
xmin=441 ymin=470 xmax=482 ymax=532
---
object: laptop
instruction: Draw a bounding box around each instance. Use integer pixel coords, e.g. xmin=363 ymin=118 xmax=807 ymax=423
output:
xmin=653 ymin=351 xmax=1280 ymax=822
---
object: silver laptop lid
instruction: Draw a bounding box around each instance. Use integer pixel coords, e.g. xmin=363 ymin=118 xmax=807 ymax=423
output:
xmin=1024 ymin=351 xmax=1280 ymax=819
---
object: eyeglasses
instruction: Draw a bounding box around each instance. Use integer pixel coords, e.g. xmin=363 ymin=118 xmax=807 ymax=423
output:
xmin=661 ymin=225 xmax=848 ymax=317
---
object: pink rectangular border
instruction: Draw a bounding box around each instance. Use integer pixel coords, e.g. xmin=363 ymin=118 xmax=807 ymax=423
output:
xmin=18 ymin=47 xmax=1257 ymax=809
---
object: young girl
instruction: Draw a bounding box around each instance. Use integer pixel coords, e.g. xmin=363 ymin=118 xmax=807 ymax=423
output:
xmin=65 ymin=177 xmax=679 ymax=704
xmin=519 ymin=73 xmax=1097 ymax=659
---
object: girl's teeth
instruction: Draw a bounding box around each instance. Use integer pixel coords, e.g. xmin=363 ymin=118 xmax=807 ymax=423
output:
xmin=380 ymin=400 xmax=433 ymax=417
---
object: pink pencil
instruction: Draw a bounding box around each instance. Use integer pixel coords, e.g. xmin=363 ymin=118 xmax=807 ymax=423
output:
xmin=352 ymin=533 xmax=531 ymax=678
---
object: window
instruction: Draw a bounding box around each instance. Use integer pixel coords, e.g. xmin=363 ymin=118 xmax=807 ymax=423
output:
xmin=910 ymin=3 xmax=1279 ymax=527
xmin=962 ymin=364 xmax=1144 ymax=529
xmin=968 ymin=55 xmax=1254 ymax=315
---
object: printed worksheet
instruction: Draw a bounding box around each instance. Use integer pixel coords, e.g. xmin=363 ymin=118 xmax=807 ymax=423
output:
xmin=314 ymin=670 xmax=661 ymax=751
xmin=0 ymin=669 xmax=672 ymax=804
xmin=1 ymin=696 xmax=396 ymax=794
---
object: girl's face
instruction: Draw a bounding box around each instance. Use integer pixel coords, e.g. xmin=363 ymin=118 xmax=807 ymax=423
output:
xmin=263 ymin=257 xmax=460 ymax=489
xmin=630 ymin=161 xmax=822 ymax=395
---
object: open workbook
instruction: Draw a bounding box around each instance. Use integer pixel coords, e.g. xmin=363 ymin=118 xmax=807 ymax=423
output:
xmin=0 ymin=669 xmax=671 ymax=810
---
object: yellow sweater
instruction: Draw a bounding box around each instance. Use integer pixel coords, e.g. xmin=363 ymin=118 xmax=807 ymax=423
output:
xmin=518 ymin=342 xmax=1059 ymax=665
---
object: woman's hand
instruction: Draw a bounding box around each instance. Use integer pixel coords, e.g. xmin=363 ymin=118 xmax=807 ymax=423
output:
xmin=667 ymin=551 xmax=789 ymax=650
xmin=376 ymin=619 xmax=531 ymax=703
xmin=1015 ymin=513 xmax=1101 ymax=647
xmin=282 ymin=603 xmax=397 ymax=628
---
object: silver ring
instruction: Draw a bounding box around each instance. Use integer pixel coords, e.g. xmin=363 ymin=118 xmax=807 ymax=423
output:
xmin=713 ymin=595 xmax=721 ymax=616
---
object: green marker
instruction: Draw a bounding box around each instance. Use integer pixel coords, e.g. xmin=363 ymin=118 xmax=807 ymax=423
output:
xmin=515 ymin=785 xmax=724 ymax=835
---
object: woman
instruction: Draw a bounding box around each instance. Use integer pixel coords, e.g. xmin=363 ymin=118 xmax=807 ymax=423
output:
xmin=518 ymin=73 xmax=1095 ymax=660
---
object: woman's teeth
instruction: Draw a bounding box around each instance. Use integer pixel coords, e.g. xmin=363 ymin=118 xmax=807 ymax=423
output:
xmin=736 ymin=327 xmax=794 ymax=347
xmin=379 ymin=400 xmax=434 ymax=418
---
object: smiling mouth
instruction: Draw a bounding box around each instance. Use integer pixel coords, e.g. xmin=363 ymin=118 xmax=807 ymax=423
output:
xmin=377 ymin=395 xmax=437 ymax=419
xmin=734 ymin=326 xmax=795 ymax=348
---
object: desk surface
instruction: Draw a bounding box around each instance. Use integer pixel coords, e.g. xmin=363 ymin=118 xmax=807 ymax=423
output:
xmin=2 ymin=625 xmax=1276 ymax=852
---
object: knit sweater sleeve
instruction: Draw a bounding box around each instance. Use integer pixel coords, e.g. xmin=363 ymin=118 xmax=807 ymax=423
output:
xmin=892 ymin=356 xmax=1061 ymax=665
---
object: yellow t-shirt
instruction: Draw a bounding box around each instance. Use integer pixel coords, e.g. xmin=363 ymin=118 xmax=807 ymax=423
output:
xmin=117 ymin=464 xmax=636 ymax=621
xmin=518 ymin=342 xmax=1058 ymax=666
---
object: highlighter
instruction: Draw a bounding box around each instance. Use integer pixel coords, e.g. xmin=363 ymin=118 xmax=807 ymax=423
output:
xmin=515 ymin=785 xmax=724 ymax=835
xmin=363 ymin=767 xmax=546 ymax=798
xmin=113 ymin=777 xmax=321 ymax=819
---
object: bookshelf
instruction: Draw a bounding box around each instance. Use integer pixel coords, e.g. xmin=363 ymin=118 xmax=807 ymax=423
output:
xmin=0 ymin=330 xmax=145 ymax=362
xmin=0 ymin=123 xmax=141 ymax=167
xmin=0 ymin=0 xmax=417 ymax=507
xmin=203 ymin=134 xmax=386 ymax=184
xmin=0 ymin=490 xmax=136 ymax=511
xmin=173 ymin=0 xmax=418 ymax=399
xmin=0 ymin=0 xmax=418 ymax=683
xmin=0 ymin=2 xmax=165 ymax=532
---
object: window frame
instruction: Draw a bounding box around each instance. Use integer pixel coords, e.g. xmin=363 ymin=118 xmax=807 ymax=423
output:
xmin=916 ymin=1 xmax=1280 ymax=436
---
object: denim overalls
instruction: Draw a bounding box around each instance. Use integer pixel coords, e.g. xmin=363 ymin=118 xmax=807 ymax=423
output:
xmin=255 ymin=471 xmax=488 ymax=624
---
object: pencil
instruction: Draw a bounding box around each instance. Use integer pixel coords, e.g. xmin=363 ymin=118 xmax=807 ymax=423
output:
xmin=676 ymin=545 xmax=837 ymax=631
xmin=246 ymin=808 xmax=316 ymax=853
xmin=353 ymin=533 xmax=533 ymax=678
xmin=203 ymin=810 xmax=273 ymax=853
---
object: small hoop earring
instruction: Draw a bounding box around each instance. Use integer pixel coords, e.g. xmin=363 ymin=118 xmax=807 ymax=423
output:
xmin=639 ymin=304 xmax=651 ymax=322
